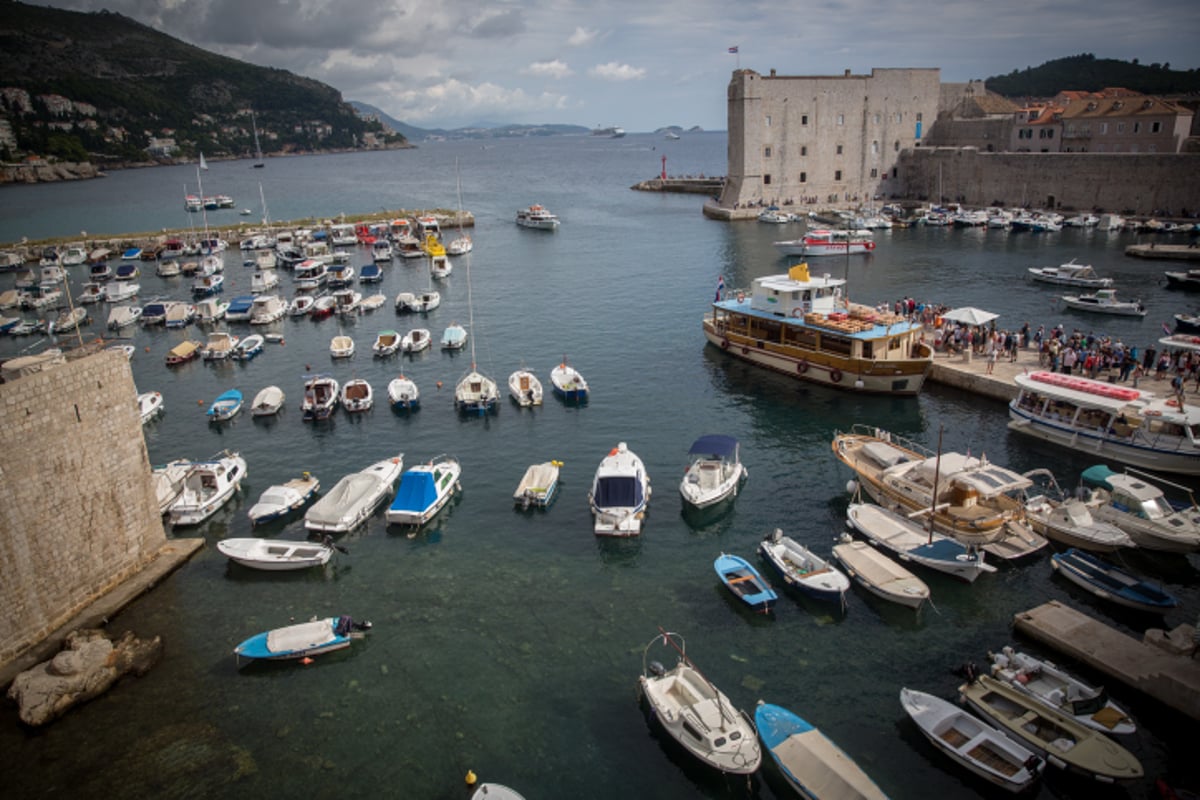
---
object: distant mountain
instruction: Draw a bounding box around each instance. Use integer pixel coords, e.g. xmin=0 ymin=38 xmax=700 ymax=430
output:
xmin=0 ymin=0 xmax=403 ymax=164
xmin=984 ymin=54 xmax=1200 ymax=98
xmin=349 ymin=101 xmax=430 ymax=141
xmin=348 ymin=101 xmax=589 ymax=140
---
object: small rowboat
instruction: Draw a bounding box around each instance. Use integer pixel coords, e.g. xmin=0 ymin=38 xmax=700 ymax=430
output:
xmin=1049 ymin=548 xmax=1178 ymax=613
xmin=714 ymin=552 xmax=777 ymax=613
xmin=234 ymin=615 xmax=371 ymax=664
xmin=758 ymin=528 xmax=849 ymax=604
xmin=756 ymin=701 xmax=889 ymax=799
xmin=831 ymin=536 xmax=929 ymax=609
xmin=217 ymin=536 xmax=342 ymax=571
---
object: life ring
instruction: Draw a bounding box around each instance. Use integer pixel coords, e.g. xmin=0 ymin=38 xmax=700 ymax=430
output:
xmin=1166 ymin=399 xmax=1180 ymax=408
xmin=736 ymin=291 xmax=745 ymax=303
xmin=798 ymin=360 xmax=809 ymax=374
xmin=720 ymin=338 xmax=730 ymax=350
xmin=792 ymin=308 xmax=804 ymax=318
xmin=1144 ymin=409 xmax=1162 ymax=417
xmin=830 ymin=368 xmax=843 ymax=383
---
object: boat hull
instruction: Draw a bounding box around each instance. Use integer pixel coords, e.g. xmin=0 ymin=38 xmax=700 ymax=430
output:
xmin=1008 ymin=409 xmax=1200 ymax=476
xmin=1050 ymin=549 xmax=1178 ymax=613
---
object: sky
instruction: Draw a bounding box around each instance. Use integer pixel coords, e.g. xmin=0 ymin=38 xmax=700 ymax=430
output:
xmin=31 ymin=0 xmax=1200 ymax=132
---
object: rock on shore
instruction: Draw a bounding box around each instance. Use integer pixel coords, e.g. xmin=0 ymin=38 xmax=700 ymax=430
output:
xmin=6 ymin=628 xmax=163 ymax=726
xmin=0 ymin=161 xmax=102 ymax=185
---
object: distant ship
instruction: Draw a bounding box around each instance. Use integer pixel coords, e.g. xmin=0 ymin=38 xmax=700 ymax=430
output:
xmin=592 ymin=126 xmax=626 ymax=138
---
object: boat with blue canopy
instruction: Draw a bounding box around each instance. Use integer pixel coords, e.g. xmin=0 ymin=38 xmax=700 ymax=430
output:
xmin=386 ymin=455 xmax=462 ymax=526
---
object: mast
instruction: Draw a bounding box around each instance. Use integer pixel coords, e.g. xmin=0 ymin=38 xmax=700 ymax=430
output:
xmin=928 ymin=425 xmax=944 ymax=545
xmin=252 ymin=111 xmax=264 ymax=168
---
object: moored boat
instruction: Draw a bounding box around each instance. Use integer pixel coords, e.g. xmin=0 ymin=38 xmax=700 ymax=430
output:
xmin=513 ymin=460 xmax=561 ymax=509
xmin=714 ymin=552 xmax=777 ymax=613
xmin=137 ymin=390 xmax=163 ymax=424
xmin=233 ymin=334 xmax=264 ymax=361
xmin=234 ymin=615 xmax=371 ymax=664
xmin=250 ymin=385 xmax=285 ymax=416
xmin=207 ymin=389 xmax=243 ymax=422
xmin=679 ymin=434 xmax=746 ymax=509
xmin=403 ymin=328 xmax=432 ymax=353
xmin=757 ymin=528 xmax=850 ymax=604
xmin=550 ymin=358 xmax=589 ymax=402
xmin=757 ymin=700 xmax=889 ymax=799
xmin=455 ymin=367 xmax=499 ymax=415
xmin=164 ymin=339 xmax=201 ymax=365
xmin=589 ymin=442 xmax=651 ymax=536
xmin=845 ymin=502 xmax=996 ymax=582
xmin=301 ymin=375 xmax=339 ymax=421
xmin=304 ymin=454 xmax=404 ymax=533
xmin=1078 ymin=464 xmax=1200 ymax=551
xmin=373 ymin=330 xmax=401 ymax=356
xmin=439 ymin=323 xmax=466 ymax=350
xmin=167 ymin=452 xmax=247 ymax=526
xmin=1020 ymin=468 xmax=1135 ymax=552
xmin=330 ymin=335 xmax=355 ymax=358
xmin=387 ymin=374 xmax=420 ymax=411
xmin=706 ymin=264 xmax=933 ymax=395
xmin=245 ymin=472 xmax=321 ymax=525
xmin=507 ymin=369 xmax=543 ymax=407
xmin=831 ymin=536 xmax=929 ymax=609
xmin=217 ymin=536 xmax=337 ymax=570
xmin=1049 ymin=547 xmax=1179 ymax=613
xmin=386 ymin=455 xmax=462 ymax=526
xmin=341 ymin=378 xmax=373 ymax=412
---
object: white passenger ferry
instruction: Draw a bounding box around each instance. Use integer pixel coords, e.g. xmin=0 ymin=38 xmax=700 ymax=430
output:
xmin=703 ymin=263 xmax=933 ymax=395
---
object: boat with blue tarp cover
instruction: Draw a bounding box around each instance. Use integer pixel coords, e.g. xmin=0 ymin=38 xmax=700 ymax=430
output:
xmin=703 ymin=263 xmax=933 ymax=395
xmin=386 ymin=455 xmax=462 ymax=526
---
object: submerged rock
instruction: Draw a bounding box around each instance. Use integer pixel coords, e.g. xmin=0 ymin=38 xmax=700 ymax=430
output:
xmin=6 ymin=628 xmax=163 ymax=726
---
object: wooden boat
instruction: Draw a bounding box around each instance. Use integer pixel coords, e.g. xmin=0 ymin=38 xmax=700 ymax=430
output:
xmin=250 ymin=385 xmax=285 ymax=417
xmin=386 ymin=455 xmax=462 ymax=526
xmin=167 ymin=452 xmax=247 ymax=526
xmin=1079 ymin=465 xmax=1200 ymax=552
xmin=845 ymin=502 xmax=996 ymax=582
xmin=217 ymin=536 xmax=339 ymax=570
xmin=387 ymin=374 xmax=420 ymax=411
xmin=638 ymin=630 xmax=761 ymax=775
xmin=988 ymin=646 xmax=1135 ymax=735
xmin=1049 ymin=548 xmax=1179 ymax=613
xmin=301 ymin=375 xmax=339 ymax=421
xmin=900 ymin=687 xmax=1043 ymax=793
xmin=758 ymin=528 xmax=850 ymax=604
xmin=207 ymin=389 xmax=243 ymax=422
xmin=234 ymin=615 xmax=371 ymax=664
xmin=831 ymin=537 xmax=929 ymax=609
xmin=755 ymin=701 xmax=888 ymax=799
xmin=705 ymin=264 xmax=932 ymax=395
xmin=833 ymin=425 xmax=1048 ymax=560
xmin=679 ymin=434 xmax=746 ymax=509
xmin=550 ymin=358 xmax=589 ymax=402
xmin=508 ymin=369 xmax=543 ymax=407
xmin=513 ymin=460 xmax=561 ymax=509
xmin=958 ymin=674 xmax=1143 ymax=783
xmin=245 ymin=472 xmax=320 ymax=525
xmin=305 ymin=454 xmax=404 ymax=533
xmin=341 ymin=378 xmax=373 ymax=413
xmin=714 ymin=553 xmax=777 ymax=613
xmin=589 ymin=442 xmax=650 ymax=536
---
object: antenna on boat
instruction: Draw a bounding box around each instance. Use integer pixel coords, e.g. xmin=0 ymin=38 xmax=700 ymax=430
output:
xmin=928 ymin=425 xmax=944 ymax=546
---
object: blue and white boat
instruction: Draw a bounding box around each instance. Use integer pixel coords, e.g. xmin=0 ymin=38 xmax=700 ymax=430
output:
xmin=755 ymin=702 xmax=889 ymax=799
xmin=233 ymin=333 xmax=264 ymax=361
xmin=589 ymin=442 xmax=650 ymax=535
xmin=207 ymin=389 xmax=243 ymax=421
xmin=225 ymin=294 xmax=256 ymax=322
xmin=714 ymin=553 xmax=777 ymax=613
xmin=758 ymin=529 xmax=850 ymax=604
xmin=1050 ymin=548 xmax=1179 ymax=613
xmin=387 ymin=374 xmax=420 ymax=411
xmin=846 ymin=502 xmax=996 ymax=583
xmin=513 ymin=461 xmax=561 ymax=509
xmin=121 ymin=247 xmax=142 ymax=261
xmin=192 ymin=273 xmax=223 ymax=297
xmin=359 ymin=263 xmax=383 ymax=283
xmin=550 ymin=358 xmax=589 ymax=402
xmin=386 ymin=455 xmax=462 ymax=526
xmin=234 ymin=615 xmax=371 ymax=665
xmin=245 ymin=473 xmax=320 ymax=525
xmin=114 ymin=262 xmax=139 ymax=280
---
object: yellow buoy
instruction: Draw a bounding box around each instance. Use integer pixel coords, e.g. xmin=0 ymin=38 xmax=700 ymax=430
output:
xmin=464 ymin=770 xmax=477 ymax=786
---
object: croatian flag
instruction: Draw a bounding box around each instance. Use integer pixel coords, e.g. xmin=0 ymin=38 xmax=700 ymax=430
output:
xmin=728 ymin=46 xmax=739 ymax=54
xmin=715 ymin=275 xmax=725 ymax=301
xmin=1163 ymin=322 xmax=1173 ymax=336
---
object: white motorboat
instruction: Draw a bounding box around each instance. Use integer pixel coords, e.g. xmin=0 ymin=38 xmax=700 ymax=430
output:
xmin=192 ymin=273 xmax=223 ymax=297
xmin=508 ymin=369 xmax=543 ymax=407
xmin=550 ymin=358 xmax=589 ymax=402
xmin=202 ymin=330 xmax=239 ymax=361
xmin=103 ymin=281 xmax=140 ymax=303
xmin=773 ymin=229 xmax=875 ymax=257
xmin=988 ymin=646 xmax=1135 ymax=736
xmin=1027 ymin=259 xmax=1112 ymax=288
xmin=341 ymin=378 xmax=373 ymax=412
xmin=589 ymin=442 xmax=651 ymax=536
xmin=333 ymin=288 xmax=362 ymax=316
xmin=440 ymin=323 xmax=467 ymax=350
xmin=513 ymin=460 xmax=561 ymax=509
xmin=757 ymin=528 xmax=850 ymax=605
xmin=679 ymin=434 xmax=746 ymax=509
xmin=386 ymin=455 xmax=462 ymax=526
xmin=224 ymin=295 xmax=256 ymax=322
xmin=359 ymin=293 xmax=386 ymax=312
xmin=387 ymin=374 xmax=420 ymax=411
xmin=1020 ymin=469 xmax=1135 ymax=552
xmin=233 ymin=334 xmax=264 ymax=361
xmin=638 ymin=631 xmax=761 ymax=775
xmin=402 ymin=328 xmax=432 ymax=354
xmin=157 ymin=259 xmax=181 ymax=277
xmin=1009 ymin=370 xmax=1200 ymax=476
xmin=845 ymin=502 xmax=996 ymax=583
xmin=137 ymin=391 xmax=163 ymax=424
xmin=831 ymin=536 xmax=929 ymax=609
xmin=60 ymin=245 xmax=87 ymax=266
xmin=249 ymin=294 xmax=287 ymax=325
xmin=455 ymin=368 xmax=499 ymax=415
xmin=1061 ymin=288 xmax=1145 ymax=317
xmin=301 ymin=375 xmax=339 ymax=421
xmin=1079 ymin=465 xmax=1200 ymax=552
xmin=373 ymin=330 xmax=401 ymax=356
xmin=309 ymin=294 xmax=337 ymax=320
xmin=48 ymin=307 xmax=87 ymax=334
xmin=305 ymin=454 xmax=404 ymax=533
xmin=292 ymin=259 xmax=327 ymax=291
xmin=330 ymin=335 xmax=355 ymax=358
xmin=515 ymin=204 xmax=560 ymax=230
xmin=414 ymin=290 xmax=440 ymax=313
xmin=288 ymin=295 xmax=315 ymax=317
xmin=152 ymin=459 xmax=191 ymax=514
xmin=900 ymin=687 xmax=1044 ymax=793
xmin=164 ymin=301 xmax=196 ymax=329
xmin=446 ymin=234 xmax=473 ymax=255
xmin=251 ymin=385 xmax=285 ymax=416
xmin=371 ymin=239 xmax=394 ymax=261
xmin=327 ymin=263 xmax=355 ymax=288
xmin=78 ymin=282 xmax=104 ymax=304
xmin=429 ymin=252 xmax=452 ymax=280
xmin=217 ymin=536 xmax=337 ymax=571
xmin=245 ymin=472 xmax=321 ymax=525
xmin=195 ymin=298 xmax=229 ymax=324
xmin=757 ymin=206 xmax=794 ymax=223
xmin=167 ymin=452 xmax=248 ymax=526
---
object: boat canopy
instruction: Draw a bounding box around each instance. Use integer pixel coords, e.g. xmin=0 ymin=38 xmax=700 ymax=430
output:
xmin=305 ymin=474 xmax=378 ymax=527
xmin=391 ymin=470 xmax=439 ymax=512
xmin=266 ymin=618 xmax=336 ymax=652
xmin=594 ymin=475 xmax=644 ymax=508
xmin=688 ymin=434 xmax=740 ymax=460
xmin=951 ymin=464 xmax=1033 ymax=496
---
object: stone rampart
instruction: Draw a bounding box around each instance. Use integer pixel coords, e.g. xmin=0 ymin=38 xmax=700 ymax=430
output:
xmin=0 ymin=350 xmax=167 ymax=667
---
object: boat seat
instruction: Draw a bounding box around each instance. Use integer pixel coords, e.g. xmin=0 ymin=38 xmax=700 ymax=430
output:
xmin=727 ymin=575 xmax=756 ymax=584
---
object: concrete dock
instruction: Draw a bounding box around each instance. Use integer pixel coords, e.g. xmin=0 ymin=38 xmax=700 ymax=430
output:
xmin=1126 ymin=243 xmax=1200 ymax=262
xmin=1013 ymin=600 xmax=1200 ymax=721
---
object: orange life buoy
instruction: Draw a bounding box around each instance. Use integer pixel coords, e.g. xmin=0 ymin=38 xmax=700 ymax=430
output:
xmin=791 ymin=308 xmax=804 ymax=318
xmin=798 ymin=360 xmax=809 ymax=374
xmin=830 ymin=368 xmax=843 ymax=383
xmin=1166 ymin=399 xmax=1181 ymax=408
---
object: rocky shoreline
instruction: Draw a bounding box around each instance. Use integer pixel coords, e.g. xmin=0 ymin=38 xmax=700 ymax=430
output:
xmin=0 ymin=161 xmax=104 ymax=185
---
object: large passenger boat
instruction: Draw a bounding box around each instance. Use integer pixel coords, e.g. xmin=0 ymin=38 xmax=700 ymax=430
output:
xmin=773 ymin=229 xmax=875 ymax=257
xmin=703 ymin=263 xmax=933 ymax=395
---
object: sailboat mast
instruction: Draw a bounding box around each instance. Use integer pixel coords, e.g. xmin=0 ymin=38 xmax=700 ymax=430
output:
xmin=928 ymin=426 xmax=944 ymax=545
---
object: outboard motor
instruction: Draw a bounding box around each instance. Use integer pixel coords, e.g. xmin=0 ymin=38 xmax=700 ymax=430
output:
xmin=648 ymin=660 xmax=665 ymax=678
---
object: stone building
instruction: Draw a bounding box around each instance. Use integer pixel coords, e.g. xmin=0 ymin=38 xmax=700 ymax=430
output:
xmin=714 ymin=67 xmax=941 ymax=214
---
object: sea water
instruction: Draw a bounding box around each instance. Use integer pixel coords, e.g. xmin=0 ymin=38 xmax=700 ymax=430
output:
xmin=0 ymin=134 xmax=1196 ymax=799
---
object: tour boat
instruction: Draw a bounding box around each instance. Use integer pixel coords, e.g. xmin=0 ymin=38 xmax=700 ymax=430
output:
xmin=386 ymin=455 xmax=462 ymax=526
xmin=167 ymin=452 xmax=247 ymax=526
xmin=705 ymin=264 xmax=933 ymax=395
xmin=773 ymin=229 xmax=875 ymax=257
xmin=1027 ymin=259 xmax=1112 ymax=288
xmin=515 ymin=204 xmax=560 ymax=230
xmin=1009 ymin=370 xmax=1200 ymax=476
xmin=589 ymin=442 xmax=651 ymax=536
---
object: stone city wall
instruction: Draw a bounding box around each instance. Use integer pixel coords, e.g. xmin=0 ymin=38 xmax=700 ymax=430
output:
xmin=0 ymin=350 xmax=166 ymax=667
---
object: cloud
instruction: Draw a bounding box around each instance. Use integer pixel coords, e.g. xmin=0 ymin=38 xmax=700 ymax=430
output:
xmin=567 ymin=26 xmax=597 ymax=47
xmin=376 ymin=78 xmax=569 ymax=126
xmin=524 ymin=60 xmax=573 ymax=79
xmin=588 ymin=62 xmax=646 ymax=81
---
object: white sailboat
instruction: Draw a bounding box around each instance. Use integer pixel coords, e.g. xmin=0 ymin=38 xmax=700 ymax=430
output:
xmin=454 ymin=242 xmax=498 ymax=415
xmin=447 ymin=159 xmax=473 ymax=255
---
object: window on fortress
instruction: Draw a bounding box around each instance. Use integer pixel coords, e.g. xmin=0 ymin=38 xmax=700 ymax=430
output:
xmin=837 ymin=114 xmax=845 ymax=126
xmin=894 ymin=141 xmax=900 ymax=152
xmin=836 ymin=145 xmax=843 ymax=155
xmin=874 ymin=113 xmax=881 ymax=125
xmin=1133 ymin=122 xmax=1141 ymax=134
xmin=1117 ymin=123 xmax=1125 ymax=133
xmin=799 ymin=172 xmax=807 ymax=183
xmin=1100 ymin=123 xmax=1108 ymax=135
xmin=764 ymin=174 xmax=772 ymax=185
xmin=895 ymin=113 xmax=902 ymax=123
xmin=801 ymin=146 xmax=807 ymax=156
xmin=765 ymin=115 xmax=772 ymax=127
xmin=834 ymin=170 xmax=842 ymax=181
xmin=764 ymin=146 xmax=772 ymax=158
xmin=871 ymin=140 xmax=879 ymax=154
xmin=870 ymin=168 xmax=878 ymax=178
xmin=801 ymin=114 xmax=808 ymax=125
xmin=1152 ymin=121 xmax=1162 ymax=133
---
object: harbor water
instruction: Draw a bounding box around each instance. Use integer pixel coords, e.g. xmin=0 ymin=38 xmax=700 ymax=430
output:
xmin=1 ymin=134 xmax=1197 ymax=799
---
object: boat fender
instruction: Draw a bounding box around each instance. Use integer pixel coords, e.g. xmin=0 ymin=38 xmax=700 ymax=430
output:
xmin=721 ymin=338 xmax=729 ymax=350
xmin=830 ymin=368 xmax=843 ymax=383
xmin=798 ymin=359 xmax=809 ymax=373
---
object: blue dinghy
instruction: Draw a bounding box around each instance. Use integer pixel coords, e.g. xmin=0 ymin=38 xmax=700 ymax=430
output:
xmin=234 ymin=615 xmax=371 ymax=664
xmin=1050 ymin=548 xmax=1178 ymax=613
xmin=755 ymin=702 xmax=889 ymax=800
xmin=207 ymin=388 xmax=243 ymax=421
xmin=714 ymin=552 xmax=777 ymax=613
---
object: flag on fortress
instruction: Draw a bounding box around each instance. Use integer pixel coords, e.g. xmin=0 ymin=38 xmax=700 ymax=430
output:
xmin=715 ymin=275 xmax=725 ymax=301
xmin=727 ymin=46 xmax=739 ymax=54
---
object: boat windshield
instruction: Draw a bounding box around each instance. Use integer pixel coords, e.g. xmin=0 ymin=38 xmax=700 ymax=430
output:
xmin=595 ymin=476 xmax=643 ymax=508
